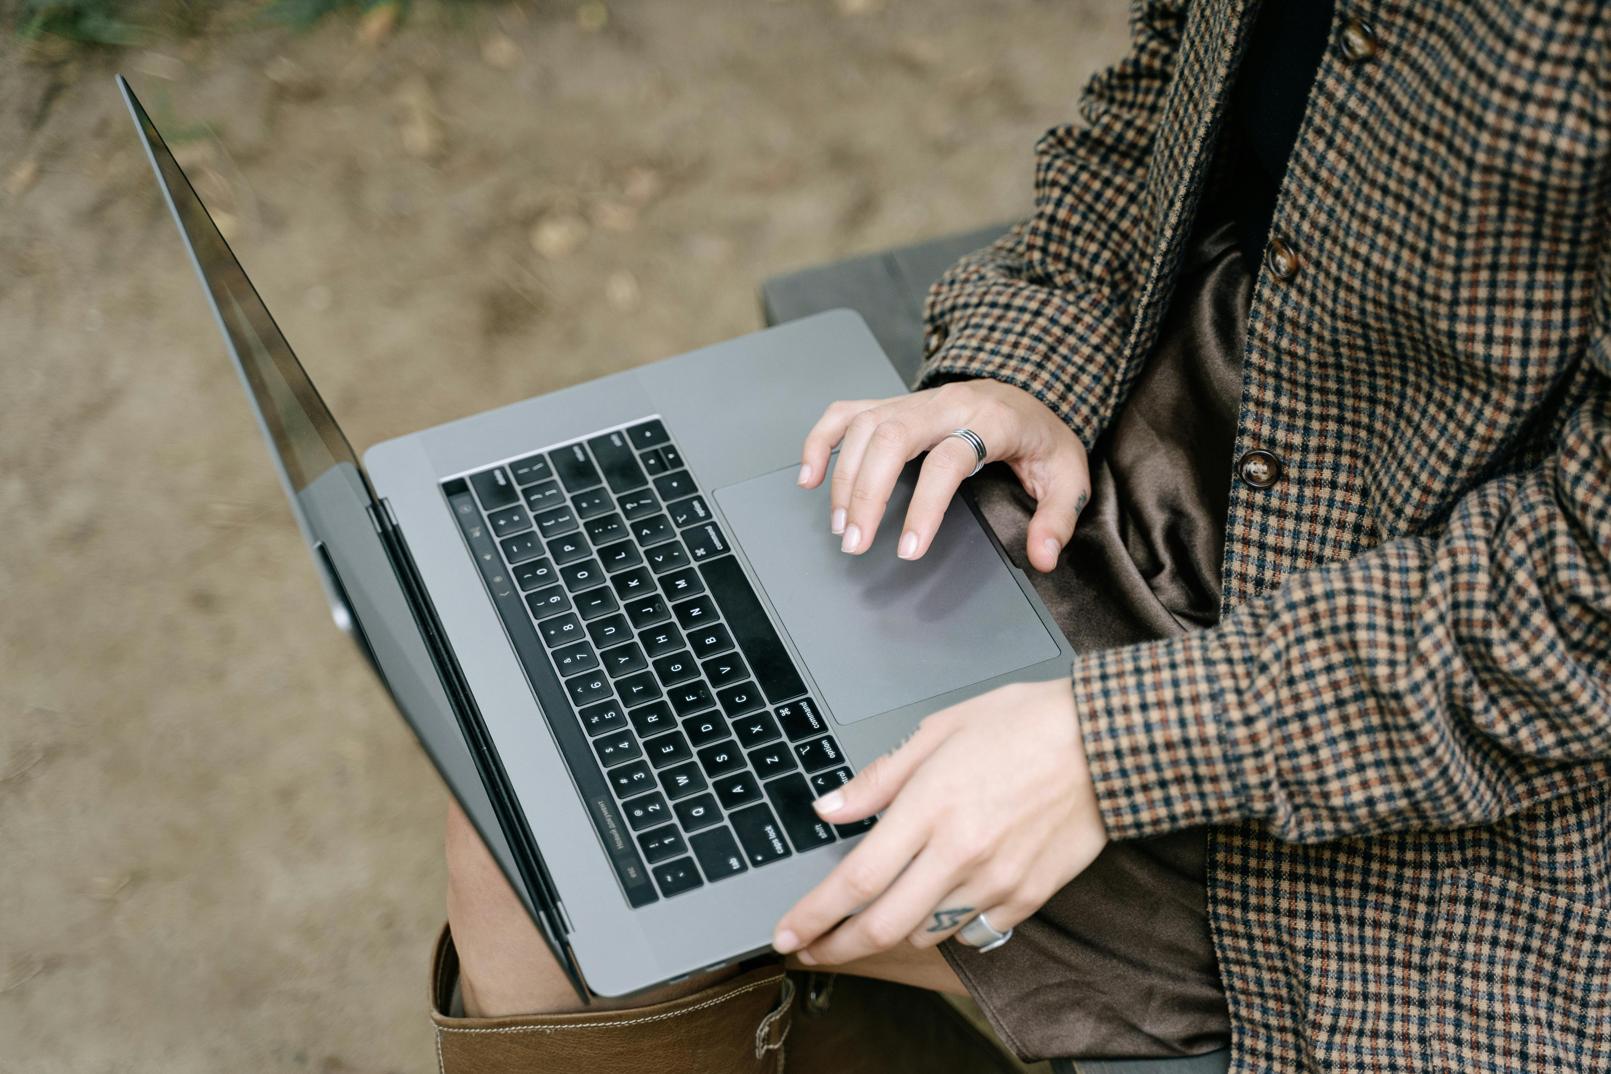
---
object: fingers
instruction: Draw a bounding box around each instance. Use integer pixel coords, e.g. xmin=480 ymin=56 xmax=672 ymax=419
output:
xmin=896 ymin=435 xmax=979 ymax=559
xmin=812 ymin=713 xmax=955 ymax=823
xmin=799 ymin=399 xmax=876 ymax=491
xmin=1022 ymin=458 xmax=1088 ymax=573
xmin=795 ymin=848 xmax=960 ymax=966
xmin=840 ymin=416 xmax=922 ymax=553
xmin=772 ymin=804 xmax=928 ymax=956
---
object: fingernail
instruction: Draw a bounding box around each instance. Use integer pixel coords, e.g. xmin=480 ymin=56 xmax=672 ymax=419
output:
xmin=840 ymin=524 xmax=861 ymax=554
xmin=831 ymin=507 xmax=846 ymax=535
xmin=1043 ymin=537 xmax=1061 ymax=561
xmin=796 ymin=950 xmax=818 ymax=966
xmin=773 ymin=929 xmax=799 ymax=954
xmin=797 ymin=463 xmax=812 ymax=486
xmin=898 ymin=531 xmax=919 ymax=559
xmin=814 ymin=790 xmax=844 ymax=815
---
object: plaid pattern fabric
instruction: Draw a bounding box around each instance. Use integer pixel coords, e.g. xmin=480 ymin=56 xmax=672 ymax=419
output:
xmin=918 ymin=2 xmax=1611 ymax=1070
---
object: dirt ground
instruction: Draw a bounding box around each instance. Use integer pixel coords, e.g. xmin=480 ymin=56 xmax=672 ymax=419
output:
xmin=0 ymin=3 xmax=1126 ymax=1070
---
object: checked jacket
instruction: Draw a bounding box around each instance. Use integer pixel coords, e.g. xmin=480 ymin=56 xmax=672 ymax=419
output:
xmin=918 ymin=1 xmax=1611 ymax=1071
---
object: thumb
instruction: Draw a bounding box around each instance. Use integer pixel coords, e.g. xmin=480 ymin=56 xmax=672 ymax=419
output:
xmin=813 ymin=713 xmax=956 ymax=823
xmin=1024 ymin=470 xmax=1087 ymax=573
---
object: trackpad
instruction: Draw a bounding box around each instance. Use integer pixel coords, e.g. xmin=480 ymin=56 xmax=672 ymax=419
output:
xmin=715 ymin=463 xmax=1058 ymax=725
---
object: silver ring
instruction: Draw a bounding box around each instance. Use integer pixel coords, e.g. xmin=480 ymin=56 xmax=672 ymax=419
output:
xmin=945 ymin=427 xmax=988 ymax=477
xmin=956 ymin=912 xmax=1013 ymax=952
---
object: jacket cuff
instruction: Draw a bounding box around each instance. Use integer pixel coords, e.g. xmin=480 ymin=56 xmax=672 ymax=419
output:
xmin=914 ymin=282 xmax=1128 ymax=451
xmin=1070 ymin=629 xmax=1253 ymax=841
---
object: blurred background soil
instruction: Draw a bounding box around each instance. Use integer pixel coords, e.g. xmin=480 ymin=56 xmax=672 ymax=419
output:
xmin=0 ymin=2 xmax=1126 ymax=1070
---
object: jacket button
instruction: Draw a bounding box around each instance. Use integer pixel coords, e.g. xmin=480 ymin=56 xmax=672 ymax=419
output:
xmin=1265 ymin=236 xmax=1300 ymax=282
xmin=1339 ymin=19 xmax=1379 ymax=64
xmin=1237 ymin=449 xmax=1282 ymax=489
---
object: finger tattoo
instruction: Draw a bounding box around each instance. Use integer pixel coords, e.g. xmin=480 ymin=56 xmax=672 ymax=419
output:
xmin=927 ymin=906 xmax=975 ymax=933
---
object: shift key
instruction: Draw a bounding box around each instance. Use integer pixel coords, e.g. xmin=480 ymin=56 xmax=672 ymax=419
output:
xmin=764 ymin=774 xmax=836 ymax=851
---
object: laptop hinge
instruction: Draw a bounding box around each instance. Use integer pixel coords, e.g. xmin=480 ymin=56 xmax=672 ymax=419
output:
xmin=367 ymin=498 xmax=585 ymax=996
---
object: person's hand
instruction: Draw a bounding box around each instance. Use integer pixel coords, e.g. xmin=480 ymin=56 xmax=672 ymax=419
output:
xmin=770 ymin=679 xmax=1108 ymax=966
xmin=798 ymin=379 xmax=1089 ymax=572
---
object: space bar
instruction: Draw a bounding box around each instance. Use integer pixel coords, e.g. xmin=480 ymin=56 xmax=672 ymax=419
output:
xmin=698 ymin=555 xmax=807 ymax=705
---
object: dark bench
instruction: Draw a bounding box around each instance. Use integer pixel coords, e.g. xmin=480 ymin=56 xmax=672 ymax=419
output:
xmin=759 ymin=232 xmax=1234 ymax=1074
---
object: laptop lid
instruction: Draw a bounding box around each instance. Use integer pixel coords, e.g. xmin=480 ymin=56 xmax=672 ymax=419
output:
xmin=117 ymin=75 xmax=577 ymax=984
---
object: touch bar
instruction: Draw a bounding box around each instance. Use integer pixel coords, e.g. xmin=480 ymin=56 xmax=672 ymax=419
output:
xmin=697 ymin=555 xmax=807 ymax=705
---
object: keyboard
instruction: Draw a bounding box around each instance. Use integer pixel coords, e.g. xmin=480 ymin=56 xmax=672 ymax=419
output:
xmin=444 ymin=417 xmax=872 ymax=907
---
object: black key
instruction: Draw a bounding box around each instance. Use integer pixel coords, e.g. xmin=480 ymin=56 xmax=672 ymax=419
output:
xmin=629 ymin=701 xmax=677 ymax=737
xmin=538 ymin=612 xmax=584 ymax=648
xmin=681 ymin=711 xmax=728 ymax=747
xmin=544 ymin=532 xmax=590 ymax=566
xmin=525 ymin=585 xmax=570 ymax=619
xmin=549 ymin=442 xmax=602 ymax=492
xmin=653 ymin=471 xmax=697 ymax=503
xmin=794 ymin=735 xmax=845 ymax=774
xmin=639 ymin=622 xmax=685 ymax=659
xmin=592 ymin=729 xmax=641 ymax=768
xmin=622 ymin=791 xmax=670 ymax=831
xmin=653 ymin=857 xmax=702 ymax=898
xmin=608 ymin=760 xmax=655 ymax=798
xmin=729 ymin=803 xmax=792 ymax=865
xmin=610 ymin=566 xmax=657 ymax=601
xmin=690 ymin=826 xmax=747 ymax=880
xmin=658 ymin=761 xmax=708 ymax=800
xmin=585 ymin=513 xmax=627 ymax=547
xmin=697 ymin=740 xmax=745 ymax=777
xmin=523 ymin=480 xmax=565 ymax=512
xmin=644 ymin=730 xmax=693 ymax=769
xmin=718 ymin=681 xmax=764 ymax=717
xmin=510 ymin=454 xmax=553 ymax=486
xmin=666 ymin=494 xmax=712 ymax=529
xmin=632 ymin=514 xmax=674 ymax=546
xmin=579 ymin=699 xmax=628 ymax=736
xmin=672 ymin=595 xmax=718 ymax=629
xmin=470 ymin=467 xmax=519 ymax=510
xmin=574 ymin=587 xmax=620 ymax=621
xmin=597 ymin=540 xmax=643 ymax=573
xmin=775 ymin=698 xmax=828 ymax=742
xmin=651 ymin=651 xmax=699 ymax=686
xmin=587 ymin=430 xmax=650 ymax=493
xmin=700 ymin=556 xmax=808 ymax=706
xmin=571 ymin=487 xmax=613 ymax=519
xmin=660 ymin=567 xmax=704 ymax=601
xmin=566 ymin=672 xmax=611 ymax=707
xmin=646 ymin=541 xmax=690 ymax=574
xmin=683 ymin=522 xmax=729 ymax=561
xmin=586 ymin=613 xmax=632 ymax=648
xmin=626 ymin=418 xmax=669 ymax=450
xmin=748 ymin=742 xmax=795 ymax=780
xmin=810 ymin=767 xmax=876 ymax=836
xmin=616 ymin=670 xmax=661 ymax=707
xmin=487 ymin=504 xmax=532 ymax=537
xmin=602 ymin=641 xmax=648 ymax=678
xmin=617 ymin=489 xmax=660 ymax=521
xmin=638 ymin=824 xmax=686 ymax=865
xmin=765 ymin=773 xmax=837 ymax=851
xmin=623 ymin=593 xmax=670 ymax=630
xmin=674 ymin=792 xmax=723 ymax=832
xmin=513 ymin=557 xmax=556 ymax=592
xmin=559 ymin=558 xmax=606 ymax=592
xmin=668 ymin=680 xmax=714 ymax=717
xmin=641 ymin=447 xmax=671 ymax=477
xmin=702 ymin=653 xmax=747 ymax=689
xmin=715 ymin=772 xmax=765 ymax=812
xmin=658 ymin=444 xmax=683 ymax=470
xmin=731 ymin=709 xmax=782 ymax=749
xmin=499 ymin=532 xmax=542 ymax=565
xmin=534 ymin=505 xmax=578 ymax=539
xmin=688 ymin=623 xmax=734 ymax=660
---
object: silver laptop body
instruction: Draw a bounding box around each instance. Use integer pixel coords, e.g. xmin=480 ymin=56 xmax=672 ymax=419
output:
xmin=122 ymin=76 xmax=1074 ymax=998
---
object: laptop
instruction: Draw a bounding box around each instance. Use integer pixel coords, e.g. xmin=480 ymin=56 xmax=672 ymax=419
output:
xmin=121 ymin=75 xmax=1074 ymax=998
